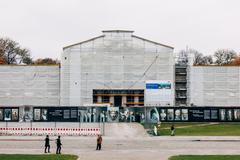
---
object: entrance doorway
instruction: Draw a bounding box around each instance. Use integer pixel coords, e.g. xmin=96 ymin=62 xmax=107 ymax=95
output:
xmin=114 ymin=96 xmax=122 ymax=107
xmin=93 ymin=89 xmax=144 ymax=107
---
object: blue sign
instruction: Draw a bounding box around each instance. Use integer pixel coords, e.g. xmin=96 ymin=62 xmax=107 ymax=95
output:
xmin=146 ymin=83 xmax=171 ymax=89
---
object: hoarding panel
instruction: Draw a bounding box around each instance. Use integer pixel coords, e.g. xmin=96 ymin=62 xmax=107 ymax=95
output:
xmin=145 ymin=80 xmax=172 ymax=106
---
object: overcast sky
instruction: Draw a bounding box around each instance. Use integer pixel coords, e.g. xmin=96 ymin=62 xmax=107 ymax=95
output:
xmin=0 ymin=0 xmax=239 ymax=59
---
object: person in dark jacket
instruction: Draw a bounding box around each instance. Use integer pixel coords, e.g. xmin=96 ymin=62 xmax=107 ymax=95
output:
xmin=44 ymin=135 xmax=50 ymax=153
xmin=171 ymin=124 xmax=175 ymax=136
xmin=56 ymin=136 xmax=62 ymax=154
xmin=96 ymin=135 xmax=102 ymax=150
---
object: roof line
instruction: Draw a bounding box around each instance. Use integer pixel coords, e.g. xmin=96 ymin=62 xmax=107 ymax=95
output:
xmin=63 ymin=35 xmax=105 ymax=50
xmin=102 ymin=30 xmax=134 ymax=33
xmin=132 ymin=35 xmax=174 ymax=49
xmin=0 ymin=64 xmax=60 ymax=66
xmin=63 ymin=34 xmax=174 ymax=50
xmin=192 ymin=65 xmax=240 ymax=67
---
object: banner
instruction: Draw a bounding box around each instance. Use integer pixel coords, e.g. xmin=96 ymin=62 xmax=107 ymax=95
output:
xmin=145 ymin=80 xmax=172 ymax=106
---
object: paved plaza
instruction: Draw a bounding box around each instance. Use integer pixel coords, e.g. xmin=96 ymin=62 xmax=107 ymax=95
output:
xmin=0 ymin=136 xmax=240 ymax=160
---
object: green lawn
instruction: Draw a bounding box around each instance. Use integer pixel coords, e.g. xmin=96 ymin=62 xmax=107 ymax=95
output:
xmin=157 ymin=123 xmax=240 ymax=136
xmin=0 ymin=154 xmax=78 ymax=160
xmin=169 ymin=155 xmax=240 ymax=160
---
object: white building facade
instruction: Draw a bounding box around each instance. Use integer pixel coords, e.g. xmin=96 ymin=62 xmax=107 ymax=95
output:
xmin=188 ymin=66 xmax=240 ymax=106
xmin=0 ymin=65 xmax=60 ymax=106
xmin=60 ymin=30 xmax=175 ymax=107
xmin=1 ymin=31 xmax=240 ymax=122
xmin=0 ymin=65 xmax=60 ymax=121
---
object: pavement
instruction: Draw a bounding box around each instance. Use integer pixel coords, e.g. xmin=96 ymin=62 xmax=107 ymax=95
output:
xmin=0 ymin=136 xmax=240 ymax=160
xmin=0 ymin=123 xmax=240 ymax=160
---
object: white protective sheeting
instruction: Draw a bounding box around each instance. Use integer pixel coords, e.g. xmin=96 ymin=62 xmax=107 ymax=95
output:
xmin=188 ymin=66 xmax=240 ymax=106
xmin=0 ymin=65 xmax=60 ymax=106
xmin=61 ymin=30 xmax=175 ymax=106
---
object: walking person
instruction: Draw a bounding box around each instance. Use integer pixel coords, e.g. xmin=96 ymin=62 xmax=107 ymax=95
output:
xmin=171 ymin=124 xmax=175 ymax=136
xmin=56 ymin=136 xmax=62 ymax=154
xmin=44 ymin=135 xmax=50 ymax=153
xmin=96 ymin=135 xmax=102 ymax=150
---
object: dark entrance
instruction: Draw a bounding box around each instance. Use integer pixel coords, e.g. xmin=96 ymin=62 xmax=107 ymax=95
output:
xmin=114 ymin=96 xmax=122 ymax=107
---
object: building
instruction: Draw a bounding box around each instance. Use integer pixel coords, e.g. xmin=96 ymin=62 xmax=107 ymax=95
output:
xmin=187 ymin=66 xmax=240 ymax=107
xmin=0 ymin=65 xmax=60 ymax=121
xmin=0 ymin=30 xmax=240 ymax=123
xmin=60 ymin=30 xmax=175 ymax=107
xmin=185 ymin=65 xmax=240 ymax=122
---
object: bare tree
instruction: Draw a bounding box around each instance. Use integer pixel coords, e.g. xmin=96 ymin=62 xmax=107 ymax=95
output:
xmin=178 ymin=48 xmax=213 ymax=65
xmin=22 ymin=56 xmax=34 ymax=65
xmin=177 ymin=49 xmax=188 ymax=64
xmin=214 ymin=49 xmax=237 ymax=65
xmin=201 ymin=55 xmax=213 ymax=65
xmin=0 ymin=38 xmax=33 ymax=64
xmin=18 ymin=48 xmax=33 ymax=64
xmin=187 ymin=49 xmax=204 ymax=65
xmin=34 ymin=58 xmax=60 ymax=65
xmin=191 ymin=49 xmax=204 ymax=65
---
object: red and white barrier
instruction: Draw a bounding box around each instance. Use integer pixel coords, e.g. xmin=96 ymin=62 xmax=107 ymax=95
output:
xmin=0 ymin=127 xmax=101 ymax=136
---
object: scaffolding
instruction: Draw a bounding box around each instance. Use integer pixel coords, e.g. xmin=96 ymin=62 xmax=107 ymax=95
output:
xmin=61 ymin=30 xmax=175 ymax=106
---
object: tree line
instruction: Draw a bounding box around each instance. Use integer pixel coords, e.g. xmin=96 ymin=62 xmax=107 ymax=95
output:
xmin=0 ymin=37 xmax=59 ymax=65
xmin=1 ymin=37 xmax=239 ymax=66
xmin=177 ymin=48 xmax=240 ymax=65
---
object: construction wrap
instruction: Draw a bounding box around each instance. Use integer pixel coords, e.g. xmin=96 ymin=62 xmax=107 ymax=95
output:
xmin=0 ymin=65 xmax=60 ymax=106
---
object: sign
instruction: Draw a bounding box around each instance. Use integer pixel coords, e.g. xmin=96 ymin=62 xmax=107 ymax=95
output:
xmin=189 ymin=109 xmax=204 ymax=121
xmin=146 ymin=82 xmax=171 ymax=89
xmin=71 ymin=109 xmax=78 ymax=118
xmin=188 ymin=109 xmax=219 ymax=121
xmin=34 ymin=109 xmax=41 ymax=121
xmin=211 ymin=110 xmax=218 ymax=120
xmin=204 ymin=110 xmax=210 ymax=120
xmin=0 ymin=109 xmax=3 ymax=120
xmin=34 ymin=107 xmax=78 ymax=122
xmin=4 ymin=109 xmax=12 ymax=121
xmin=0 ymin=108 xmax=19 ymax=122
xmin=63 ymin=110 xmax=70 ymax=119
xmin=145 ymin=80 xmax=172 ymax=106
